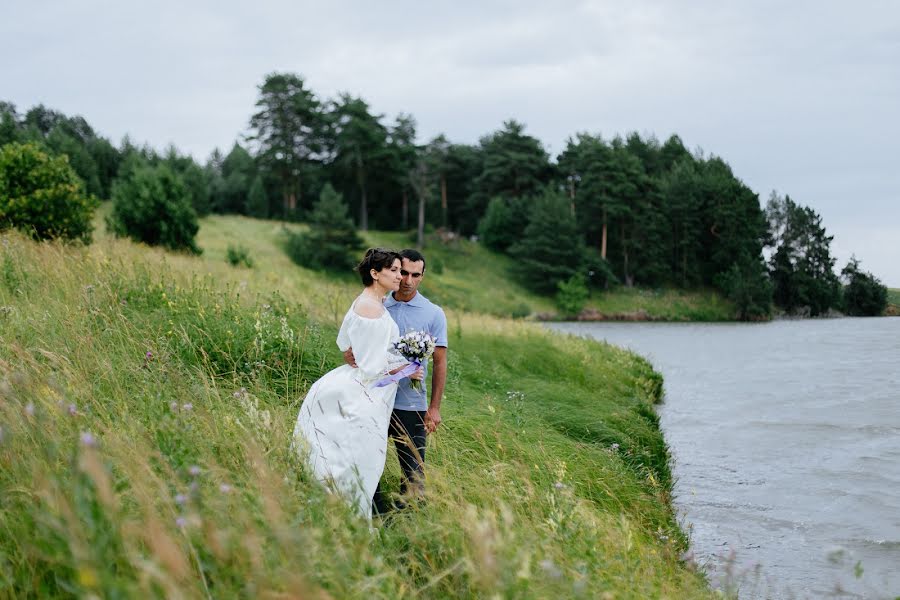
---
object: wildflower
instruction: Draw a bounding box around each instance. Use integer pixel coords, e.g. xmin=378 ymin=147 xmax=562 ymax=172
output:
xmin=25 ymin=402 xmax=35 ymax=416
xmin=68 ymin=403 xmax=77 ymax=416
xmin=610 ymin=443 xmax=620 ymax=451
xmin=175 ymin=516 xmax=187 ymax=528
xmin=170 ymin=401 xmax=179 ymax=412
xmin=174 ymin=493 xmax=188 ymax=506
xmin=80 ymin=431 xmax=96 ymax=447
xmin=146 ymin=351 xmax=153 ymax=360
xmin=182 ymin=403 xmax=193 ymax=411
xmin=554 ymin=481 xmax=566 ymax=490
xmin=188 ymin=465 xmax=201 ymax=477
xmin=219 ymin=483 xmax=232 ymax=494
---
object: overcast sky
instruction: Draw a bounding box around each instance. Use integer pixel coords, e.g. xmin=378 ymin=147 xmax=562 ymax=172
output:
xmin=3 ymin=0 xmax=899 ymax=284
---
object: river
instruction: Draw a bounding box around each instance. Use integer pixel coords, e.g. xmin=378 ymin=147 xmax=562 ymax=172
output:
xmin=547 ymin=318 xmax=900 ymax=599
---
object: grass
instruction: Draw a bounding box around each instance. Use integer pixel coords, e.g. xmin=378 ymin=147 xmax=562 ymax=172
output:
xmin=887 ymin=288 xmax=900 ymax=315
xmin=0 ymin=226 xmax=715 ymax=598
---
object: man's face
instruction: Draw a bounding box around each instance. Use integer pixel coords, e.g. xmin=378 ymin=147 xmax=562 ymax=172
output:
xmin=398 ymin=258 xmax=425 ymax=298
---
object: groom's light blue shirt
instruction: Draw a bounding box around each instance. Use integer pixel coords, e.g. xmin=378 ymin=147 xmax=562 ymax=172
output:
xmin=384 ymin=291 xmax=448 ymax=412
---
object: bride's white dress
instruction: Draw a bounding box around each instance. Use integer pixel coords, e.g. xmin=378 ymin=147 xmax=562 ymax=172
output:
xmin=292 ymin=296 xmax=404 ymax=520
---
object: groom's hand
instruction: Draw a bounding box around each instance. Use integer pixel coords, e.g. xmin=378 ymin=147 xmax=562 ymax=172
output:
xmin=343 ymin=348 xmax=357 ymax=368
xmin=425 ymin=406 xmax=441 ymax=434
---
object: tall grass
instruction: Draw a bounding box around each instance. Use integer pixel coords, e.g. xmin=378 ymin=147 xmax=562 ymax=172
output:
xmin=0 ymin=231 xmax=713 ymax=598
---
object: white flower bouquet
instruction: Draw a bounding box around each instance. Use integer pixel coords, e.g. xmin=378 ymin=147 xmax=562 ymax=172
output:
xmin=394 ymin=330 xmax=436 ymax=391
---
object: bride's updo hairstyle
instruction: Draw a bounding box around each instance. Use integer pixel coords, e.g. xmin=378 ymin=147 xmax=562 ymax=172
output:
xmin=356 ymin=248 xmax=401 ymax=286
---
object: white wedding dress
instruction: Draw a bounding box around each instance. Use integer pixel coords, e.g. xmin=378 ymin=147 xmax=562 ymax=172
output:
xmin=292 ymin=295 xmax=404 ymax=520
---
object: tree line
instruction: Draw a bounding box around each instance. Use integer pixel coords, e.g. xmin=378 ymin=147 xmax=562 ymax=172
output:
xmin=0 ymin=72 xmax=889 ymax=318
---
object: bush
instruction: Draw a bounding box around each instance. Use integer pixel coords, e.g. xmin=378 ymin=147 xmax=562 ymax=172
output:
xmin=556 ymin=273 xmax=589 ymax=318
xmin=285 ymin=184 xmax=362 ymax=272
xmin=714 ymin=255 xmax=772 ymax=320
xmin=226 ymin=244 xmax=254 ymax=268
xmin=0 ymin=142 xmax=97 ymax=242
xmin=107 ymin=163 xmax=201 ymax=253
xmin=841 ymin=257 xmax=888 ymax=316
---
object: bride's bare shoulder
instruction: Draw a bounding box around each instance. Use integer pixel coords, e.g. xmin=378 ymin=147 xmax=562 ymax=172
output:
xmin=352 ymin=296 xmax=385 ymax=319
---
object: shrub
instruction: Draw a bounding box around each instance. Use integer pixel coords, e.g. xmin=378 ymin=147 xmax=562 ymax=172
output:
xmin=284 ymin=184 xmax=362 ymax=272
xmin=0 ymin=142 xmax=97 ymax=242
xmin=226 ymin=244 xmax=254 ymax=268
xmin=107 ymin=163 xmax=201 ymax=253
xmin=556 ymin=273 xmax=589 ymax=318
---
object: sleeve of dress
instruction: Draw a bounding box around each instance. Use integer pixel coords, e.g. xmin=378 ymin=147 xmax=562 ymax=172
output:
xmin=346 ymin=316 xmax=394 ymax=379
xmin=336 ymin=310 xmax=353 ymax=351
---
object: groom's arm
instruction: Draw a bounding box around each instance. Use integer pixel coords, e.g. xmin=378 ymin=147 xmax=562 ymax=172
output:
xmin=425 ymin=346 xmax=447 ymax=433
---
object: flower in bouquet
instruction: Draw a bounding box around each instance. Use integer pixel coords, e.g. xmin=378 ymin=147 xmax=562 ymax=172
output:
xmin=394 ymin=330 xmax=436 ymax=391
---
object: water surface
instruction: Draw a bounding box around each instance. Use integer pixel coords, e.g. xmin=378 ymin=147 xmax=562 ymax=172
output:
xmin=548 ymin=318 xmax=900 ymax=598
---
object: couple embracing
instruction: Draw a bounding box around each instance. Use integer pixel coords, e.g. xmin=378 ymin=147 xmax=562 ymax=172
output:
xmin=292 ymin=248 xmax=448 ymax=520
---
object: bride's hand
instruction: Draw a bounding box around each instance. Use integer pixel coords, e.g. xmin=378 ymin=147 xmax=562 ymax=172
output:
xmin=409 ymin=366 xmax=424 ymax=381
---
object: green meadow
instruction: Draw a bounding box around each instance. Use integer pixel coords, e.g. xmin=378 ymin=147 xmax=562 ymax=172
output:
xmin=0 ymin=214 xmax=716 ymax=598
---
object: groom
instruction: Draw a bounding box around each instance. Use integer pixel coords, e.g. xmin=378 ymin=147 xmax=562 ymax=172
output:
xmin=344 ymin=248 xmax=448 ymax=512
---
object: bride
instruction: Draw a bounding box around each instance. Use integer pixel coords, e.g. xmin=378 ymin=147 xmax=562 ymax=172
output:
xmin=292 ymin=248 xmax=421 ymax=519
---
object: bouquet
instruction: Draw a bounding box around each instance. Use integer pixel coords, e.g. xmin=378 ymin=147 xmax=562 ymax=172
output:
xmin=394 ymin=330 xmax=436 ymax=391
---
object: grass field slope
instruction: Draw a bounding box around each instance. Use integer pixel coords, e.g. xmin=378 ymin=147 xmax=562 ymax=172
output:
xmin=0 ymin=220 xmax=714 ymax=598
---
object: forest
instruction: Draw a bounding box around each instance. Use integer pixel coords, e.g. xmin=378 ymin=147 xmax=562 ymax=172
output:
xmin=0 ymin=72 xmax=889 ymax=319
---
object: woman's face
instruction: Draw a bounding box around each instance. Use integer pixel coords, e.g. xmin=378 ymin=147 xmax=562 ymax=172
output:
xmin=378 ymin=258 xmax=402 ymax=292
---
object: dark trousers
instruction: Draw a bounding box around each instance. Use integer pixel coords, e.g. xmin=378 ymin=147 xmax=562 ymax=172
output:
xmin=373 ymin=409 xmax=426 ymax=514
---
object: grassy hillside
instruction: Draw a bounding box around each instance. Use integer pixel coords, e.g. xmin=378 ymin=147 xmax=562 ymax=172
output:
xmin=172 ymin=209 xmax=734 ymax=322
xmin=0 ymin=227 xmax=714 ymax=598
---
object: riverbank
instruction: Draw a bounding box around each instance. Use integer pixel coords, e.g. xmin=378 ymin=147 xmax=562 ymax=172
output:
xmin=0 ymin=231 xmax=713 ymax=598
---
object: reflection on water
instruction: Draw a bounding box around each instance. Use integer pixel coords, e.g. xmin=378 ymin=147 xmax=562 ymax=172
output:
xmin=548 ymin=318 xmax=900 ymax=599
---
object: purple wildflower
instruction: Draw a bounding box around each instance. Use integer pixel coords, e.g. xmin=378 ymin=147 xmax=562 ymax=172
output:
xmin=610 ymin=443 xmax=620 ymax=451
xmin=25 ymin=402 xmax=35 ymax=416
xmin=174 ymin=493 xmax=188 ymax=505
xmin=146 ymin=351 xmax=153 ymax=360
xmin=170 ymin=401 xmax=179 ymax=412
xmin=181 ymin=403 xmax=193 ymax=411
xmin=175 ymin=516 xmax=187 ymax=528
xmin=80 ymin=431 xmax=96 ymax=447
xmin=219 ymin=483 xmax=232 ymax=494
xmin=68 ymin=403 xmax=77 ymax=416
xmin=188 ymin=465 xmax=201 ymax=477
xmin=554 ymin=481 xmax=566 ymax=490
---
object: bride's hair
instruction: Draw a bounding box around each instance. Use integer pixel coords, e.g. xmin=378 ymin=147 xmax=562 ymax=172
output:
xmin=356 ymin=248 xmax=401 ymax=286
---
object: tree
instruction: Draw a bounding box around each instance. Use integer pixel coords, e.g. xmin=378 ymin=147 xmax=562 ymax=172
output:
xmin=0 ymin=102 xmax=22 ymax=146
xmin=108 ymin=163 xmax=200 ymax=253
xmin=766 ymin=193 xmax=840 ymax=316
xmin=425 ymin=134 xmax=452 ymax=228
xmin=386 ymin=114 xmax=418 ymax=229
xmin=285 ymin=183 xmax=363 ymax=271
xmin=331 ymin=94 xmax=389 ymax=231
xmin=217 ymin=143 xmax=255 ymax=214
xmin=714 ymin=253 xmax=773 ymax=320
xmin=509 ymin=189 xmax=586 ymax=294
xmin=248 ymin=73 xmax=327 ymax=216
xmin=246 ymin=175 xmax=268 ymax=218
xmin=476 ymin=196 xmax=530 ymax=252
xmin=466 ymin=120 xmax=552 ymax=233
xmin=841 ymin=257 xmax=888 ymax=316
xmin=0 ymin=142 xmax=98 ymax=242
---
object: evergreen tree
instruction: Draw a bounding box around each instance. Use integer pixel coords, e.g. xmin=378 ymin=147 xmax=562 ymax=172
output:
xmin=766 ymin=193 xmax=841 ymax=316
xmin=285 ymin=184 xmax=363 ymax=271
xmin=248 ymin=73 xmax=327 ymax=216
xmin=840 ymin=257 xmax=888 ymax=316
xmin=330 ymin=94 xmax=389 ymax=231
xmin=245 ymin=175 xmax=268 ymax=218
xmin=509 ymin=189 xmax=585 ymax=294
xmin=108 ymin=163 xmax=200 ymax=254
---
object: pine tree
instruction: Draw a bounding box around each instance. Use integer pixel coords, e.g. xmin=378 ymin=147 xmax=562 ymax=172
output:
xmin=285 ymin=184 xmax=363 ymax=272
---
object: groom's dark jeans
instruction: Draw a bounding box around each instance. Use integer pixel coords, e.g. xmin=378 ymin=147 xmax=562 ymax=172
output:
xmin=373 ymin=409 xmax=426 ymax=514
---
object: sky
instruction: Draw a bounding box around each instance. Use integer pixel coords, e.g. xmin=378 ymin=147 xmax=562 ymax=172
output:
xmin=3 ymin=0 xmax=899 ymax=285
